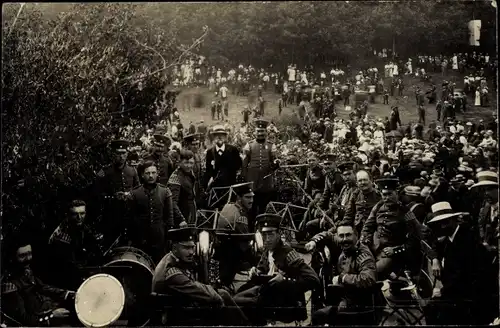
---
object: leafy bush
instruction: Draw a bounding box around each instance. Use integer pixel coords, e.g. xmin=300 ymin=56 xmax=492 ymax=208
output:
xmin=1 ymin=3 xmax=205 ymax=237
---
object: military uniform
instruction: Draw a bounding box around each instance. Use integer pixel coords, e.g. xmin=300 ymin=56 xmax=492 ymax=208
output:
xmin=1 ymin=269 xmax=75 ymax=326
xmin=168 ymin=168 xmax=197 ymax=225
xmin=233 ymin=214 xmax=320 ymax=324
xmin=344 ymin=188 xmax=382 ymax=235
xmin=47 ymin=222 xmax=102 ymax=290
xmin=128 ymin=183 xmax=175 ymax=262
xmin=152 ymin=228 xmax=249 ymax=326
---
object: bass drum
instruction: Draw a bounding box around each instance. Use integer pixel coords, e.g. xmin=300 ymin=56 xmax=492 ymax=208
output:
xmin=103 ymin=247 xmax=155 ymax=326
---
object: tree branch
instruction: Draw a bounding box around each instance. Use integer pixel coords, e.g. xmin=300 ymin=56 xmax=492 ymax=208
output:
xmin=7 ymin=3 xmax=26 ymax=39
xmin=134 ymin=38 xmax=166 ymax=68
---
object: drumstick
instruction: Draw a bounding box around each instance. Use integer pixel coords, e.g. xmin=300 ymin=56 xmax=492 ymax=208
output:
xmin=103 ymin=235 xmax=121 ymax=257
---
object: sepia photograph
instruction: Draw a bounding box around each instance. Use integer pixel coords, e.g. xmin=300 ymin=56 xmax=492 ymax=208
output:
xmin=1 ymin=1 xmax=498 ymax=326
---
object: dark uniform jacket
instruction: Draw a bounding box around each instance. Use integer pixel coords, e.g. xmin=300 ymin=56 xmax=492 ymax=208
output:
xmin=304 ymin=167 xmax=326 ymax=199
xmin=335 ymin=243 xmax=377 ymax=310
xmin=152 ymin=252 xmax=223 ymax=325
xmin=344 ymin=188 xmax=381 ymax=232
xmin=242 ymin=140 xmax=278 ymax=193
xmin=96 ymin=164 xmax=139 ymax=195
xmin=168 ymin=168 xmax=197 ymax=225
xmin=128 ymin=184 xmax=175 ymax=259
xmin=1 ymin=269 xmax=71 ymax=326
xmin=321 ymin=184 xmax=357 ymax=225
xmin=318 ymin=172 xmax=345 ymax=210
xmin=204 ymin=144 xmax=242 ymax=189
xmin=148 ymin=151 xmax=175 ymax=185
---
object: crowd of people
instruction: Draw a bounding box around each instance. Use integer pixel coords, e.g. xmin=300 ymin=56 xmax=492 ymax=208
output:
xmin=1 ymin=49 xmax=498 ymax=327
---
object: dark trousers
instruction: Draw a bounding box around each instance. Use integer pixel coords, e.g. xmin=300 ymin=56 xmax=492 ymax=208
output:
xmin=215 ymin=243 xmax=255 ymax=288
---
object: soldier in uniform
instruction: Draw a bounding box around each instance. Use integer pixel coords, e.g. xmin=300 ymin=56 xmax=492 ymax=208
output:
xmin=204 ymin=125 xmax=242 ymax=207
xmin=168 ymin=149 xmax=197 ymax=226
xmin=126 ymin=161 xmax=176 ymax=263
xmin=47 ymin=200 xmax=102 ymax=290
xmin=152 ymin=227 xmax=249 ymax=326
xmin=216 ymin=182 xmax=257 ymax=289
xmin=233 ymin=213 xmax=320 ymax=325
xmin=95 ymin=139 xmax=140 ymax=241
xmin=311 ymin=222 xmax=377 ymax=326
xmin=242 ymin=118 xmax=280 ymax=216
xmin=147 ymin=134 xmax=175 ymax=185
xmin=2 ymin=238 xmax=77 ymax=326
xmin=183 ymin=134 xmax=203 ymax=202
xmin=360 ymin=178 xmax=423 ymax=279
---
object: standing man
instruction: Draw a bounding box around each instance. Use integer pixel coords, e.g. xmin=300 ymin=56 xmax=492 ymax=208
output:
xmin=126 ymin=161 xmax=176 ymax=263
xmin=219 ymin=83 xmax=229 ymax=118
xmin=183 ymin=134 xmax=203 ymax=201
xmin=146 ymin=134 xmax=175 ymax=185
xmin=242 ymin=118 xmax=280 ymax=216
xmin=168 ymin=150 xmax=197 ymax=226
xmin=204 ymin=125 xmax=242 ymax=205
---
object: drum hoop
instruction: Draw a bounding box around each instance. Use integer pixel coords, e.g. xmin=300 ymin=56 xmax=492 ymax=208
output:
xmin=105 ymin=259 xmax=154 ymax=276
xmin=107 ymin=246 xmax=155 ymax=268
xmin=75 ymin=274 xmax=125 ymax=328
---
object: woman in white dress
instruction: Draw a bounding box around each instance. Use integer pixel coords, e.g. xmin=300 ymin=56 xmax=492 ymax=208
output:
xmin=475 ymin=87 xmax=481 ymax=106
xmin=393 ymin=63 xmax=399 ymax=76
xmin=452 ymin=54 xmax=458 ymax=70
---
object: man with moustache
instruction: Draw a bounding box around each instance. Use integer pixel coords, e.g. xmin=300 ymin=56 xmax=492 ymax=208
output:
xmin=152 ymin=227 xmax=249 ymax=326
xmin=126 ymin=161 xmax=176 ymax=262
xmin=146 ymin=134 xmax=175 ymax=185
xmin=204 ymin=125 xmax=242 ymax=208
xmin=344 ymin=170 xmax=381 ymax=235
xmin=215 ymin=182 xmax=257 ymax=289
xmin=47 ymin=200 xmax=102 ymax=290
xmin=168 ymin=150 xmax=197 ymax=226
xmin=242 ymin=118 xmax=280 ymax=215
xmin=311 ymin=222 xmax=377 ymax=326
xmin=2 ymin=238 xmax=77 ymax=326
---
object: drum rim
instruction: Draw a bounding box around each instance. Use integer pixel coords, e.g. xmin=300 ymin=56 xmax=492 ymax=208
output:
xmin=75 ymin=273 xmax=125 ymax=328
xmin=106 ymin=246 xmax=155 ymax=268
xmin=104 ymin=259 xmax=154 ymax=276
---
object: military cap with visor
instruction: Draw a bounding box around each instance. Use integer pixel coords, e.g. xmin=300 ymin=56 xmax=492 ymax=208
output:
xmin=254 ymin=118 xmax=270 ymax=129
xmin=256 ymin=213 xmax=282 ymax=232
xmin=110 ymin=139 xmax=130 ymax=153
xmin=231 ymin=181 xmax=254 ymax=197
xmin=167 ymin=227 xmax=198 ymax=244
xmin=338 ymin=161 xmax=356 ymax=174
xmin=153 ymin=134 xmax=170 ymax=147
xmin=183 ymin=133 xmax=200 ymax=145
xmin=376 ymin=177 xmax=400 ymax=191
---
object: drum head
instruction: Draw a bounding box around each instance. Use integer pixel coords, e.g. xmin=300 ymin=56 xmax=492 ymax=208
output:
xmin=75 ymin=274 xmax=125 ymax=328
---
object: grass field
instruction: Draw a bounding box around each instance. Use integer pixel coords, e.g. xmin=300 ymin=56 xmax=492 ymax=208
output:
xmin=175 ymin=72 xmax=496 ymax=132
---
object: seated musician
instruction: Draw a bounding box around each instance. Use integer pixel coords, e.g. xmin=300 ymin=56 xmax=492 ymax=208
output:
xmin=151 ymin=227 xmax=249 ymax=326
xmin=312 ymin=222 xmax=377 ymax=325
xmin=1 ymin=238 xmax=77 ymax=327
xmin=233 ymin=213 xmax=320 ymax=325
xmin=216 ymin=182 xmax=257 ymax=290
xmin=47 ymin=199 xmax=102 ymax=290
xmin=359 ymin=178 xmax=423 ymax=279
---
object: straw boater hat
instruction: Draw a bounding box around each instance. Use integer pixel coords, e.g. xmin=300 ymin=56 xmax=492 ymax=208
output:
xmin=471 ymin=171 xmax=498 ymax=188
xmin=428 ymin=202 xmax=468 ymax=223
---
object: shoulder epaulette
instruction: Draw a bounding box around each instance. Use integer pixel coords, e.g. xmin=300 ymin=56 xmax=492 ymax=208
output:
xmin=49 ymin=226 xmax=71 ymax=244
xmin=356 ymin=247 xmax=373 ymax=266
xmin=165 ymin=267 xmax=183 ymax=279
xmin=2 ymin=281 xmax=18 ymax=294
xmin=285 ymin=249 xmax=301 ymax=264
xmin=168 ymin=173 xmax=181 ymax=185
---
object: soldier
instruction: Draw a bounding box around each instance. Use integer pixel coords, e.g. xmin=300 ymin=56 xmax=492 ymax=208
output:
xmin=216 ymin=182 xmax=256 ymax=289
xmin=152 ymin=227 xmax=249 ymax=326
xmin=311 ymin=222 xmax=377 ymax=326
xmin=168 ymin=150 xmax=197 ymax=226
xmin=2 ymin=238 xmax=77 ymax=326
xmin=242 ymin=118 xmax=280 ymax=216
xmin=233 ymin=213 xmax=320 ymax=325
xmin=95 ymin=139 xmax=140 ymax=240
xmin=204 ymin=125 xmax=242 ymax=197
xmin=183 ymin=133 xmax=203 ymax=202
xmin=360 ymin=178 xmax=423 ymax=279
xmin=146 ymin=134 xmax=175 ymax=185
xmin=47 ymin=200 xmax=102 ymax=290
xmin=126 ymin=161 xmax=176 ymax=263
xmin=196 ymin=120 xmax=207 ymax=146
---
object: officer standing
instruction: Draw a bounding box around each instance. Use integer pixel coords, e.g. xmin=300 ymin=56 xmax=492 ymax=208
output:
xmin=146 ymin=134 xmax=175 ymax=185
xmin=242 ymin=118 xmax=280 ymax=216
xmin=234 ymin=213 xmax=320 ymax=325
xmin=216 ymin=182 xmax=257 ymax=289
xmin=360 ymin=178 xmax=423 ymax=279
xmin=95 ymin=139 xmax=140 ymax=241
xmin=152 ymin=227 xmax=249 ymax=326
xmin=127 ymin=161 xmax=176 ymax=263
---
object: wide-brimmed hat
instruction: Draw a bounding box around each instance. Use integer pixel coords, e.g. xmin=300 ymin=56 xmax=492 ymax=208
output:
xmin=428 ymin=202 xmax=468 ymax=223
xmin=404 ymin=186 xmax=422 ymax=197
xmin=471 ymin=171 xmax=498 ymax=188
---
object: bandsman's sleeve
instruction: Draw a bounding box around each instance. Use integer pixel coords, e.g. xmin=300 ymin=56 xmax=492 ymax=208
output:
xmin=283 ymin=250 xmax=321 ymax=292
xmin=310 ymin=230 xmax=335 ymax=248
xmin=338 ymin=246 xmax=377 ymax=288
xmin=37 ymin=277 xmax=71 ymax=301
xmin=343 ymin=189 xmax=359 ymax=226
xmin=167 ymin=174 xmax=186 ymax=225
xmin=2 ymin=282 xmax=40 ymax=326
xmin=164 ymin=267 xmax=223 ymax=306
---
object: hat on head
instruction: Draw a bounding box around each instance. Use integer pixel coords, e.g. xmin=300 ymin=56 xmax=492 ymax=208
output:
xmin=254 ymin=118 xmax=269 ymax=130
xmin=428 ymin=202 xmax=468 ymax=223
xmin=153 ymin=134 xmax=170 ymax=147
xmin=464 ymin=179 xmax=475 ymax=188
xmin=471 ymin=171 xmax=498 ymax=188
xmin=110 ymin=139 xmax=130 ymax=153
xmin=231 ymin=182 xmax=254 ymax=197
xmin=211 ymin=125 xmax=228 ymax=135
xmin=167 ymin=227 xmax=198 ymax=244
xmin=128 ymin=153 xmax=140 ymax=166
xmin=376 ymin=177 xmax=399 ymax=191
xmin=183 ymin=133 xmax=200 ymax=144
xmin=338 ymin=161 xmax=356 ymax=174
xmin=404 ymin=186 xmax=422 ymax=197
xmin=321 ymin=153 xmax=336 ymax=164
xmin=256 ymin=213 xmax=282 ymax=232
